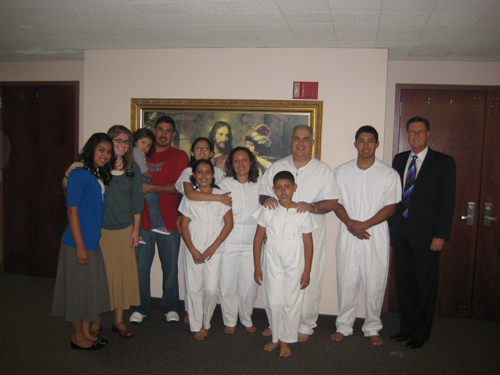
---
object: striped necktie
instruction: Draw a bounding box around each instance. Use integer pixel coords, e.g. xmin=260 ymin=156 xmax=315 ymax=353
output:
xmin=402 ymin=155 xmax=417 ymax=218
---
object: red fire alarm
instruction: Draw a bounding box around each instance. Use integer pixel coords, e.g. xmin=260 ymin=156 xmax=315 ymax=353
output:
xmin=293 ymin=81 xmax=318 ymax=99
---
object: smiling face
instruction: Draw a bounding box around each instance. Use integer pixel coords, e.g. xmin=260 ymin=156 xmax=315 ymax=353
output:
xmin=112 ymin=132 xmax=130 ymax=157
xmin=232 ymin=149 xmax=251 ymax=179
xmin=354 ymin=132 xmax=379 ymax=160
xmin=407 ymin=121 xmax=430 ymax=154
xmin=135 ymin=136 xmax=153 ymax=155
xmin=94 ymin=141 xmax=113 ymax=168
xmin=155 ymin=122 xmax=175 ymax=151
xmin=291 ymin=126 xmax=314 ymax=162
xmin=191 ymin=140 xmax=212 ymax=161
xmin=272 ymin=178 xmax=297 ymax=206
xmin=193 ymin=162 xmax=214 ymax=189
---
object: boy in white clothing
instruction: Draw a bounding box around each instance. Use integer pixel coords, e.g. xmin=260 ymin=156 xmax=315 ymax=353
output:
xmin=253 ymin=171 xmax=317 ymax=357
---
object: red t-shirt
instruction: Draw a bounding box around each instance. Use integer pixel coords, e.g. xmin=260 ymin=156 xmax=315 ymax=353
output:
xmin=140 ymin=146 xmax=189 ymax=231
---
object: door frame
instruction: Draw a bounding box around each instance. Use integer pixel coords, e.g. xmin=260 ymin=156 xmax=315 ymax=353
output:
xmin=0 ymin=81 xmax=79 ymax=274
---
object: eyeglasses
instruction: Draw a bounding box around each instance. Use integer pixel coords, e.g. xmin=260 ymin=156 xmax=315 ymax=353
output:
xmin=195 ymin=146 xmax=210 ymax=152
xmin=113 ymin=138 xmax=130 ymax=145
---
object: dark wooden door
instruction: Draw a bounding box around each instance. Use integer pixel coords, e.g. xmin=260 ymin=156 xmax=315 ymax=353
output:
xmin=0 ymin=83 xmax=78 ymax=278
xmin=388 ymin=85 xmax=500 ymax=320
xmin=472 ymin=92 xmax=500 ymax=320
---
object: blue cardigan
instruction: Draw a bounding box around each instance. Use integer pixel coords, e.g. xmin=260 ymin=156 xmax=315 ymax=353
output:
xmin=61 ymin=168 xmax=106 ymax=251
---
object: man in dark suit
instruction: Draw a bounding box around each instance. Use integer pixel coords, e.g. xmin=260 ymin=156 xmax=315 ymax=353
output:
xmin=390 ymin=116 xmax=456 ymax=349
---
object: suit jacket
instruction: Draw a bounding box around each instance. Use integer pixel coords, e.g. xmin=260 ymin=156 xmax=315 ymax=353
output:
xmin=389 ymin=148 xmax=456 ymax=248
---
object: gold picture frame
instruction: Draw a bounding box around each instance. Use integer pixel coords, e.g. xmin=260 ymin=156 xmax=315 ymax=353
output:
xmin=131 ymin=98 xmax=323 ymax=167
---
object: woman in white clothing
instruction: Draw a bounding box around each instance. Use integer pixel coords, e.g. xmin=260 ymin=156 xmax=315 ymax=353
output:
xmin=218 ymin=146 xmax=261 ymax=333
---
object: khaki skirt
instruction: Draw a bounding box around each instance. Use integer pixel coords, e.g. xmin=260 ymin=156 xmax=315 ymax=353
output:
xmin=100 ymin=225 xmax=140 ymax=310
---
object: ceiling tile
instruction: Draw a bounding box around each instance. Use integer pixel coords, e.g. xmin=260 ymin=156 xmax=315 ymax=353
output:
xmin=327 ymin=0 xmax=383 ymax=12
xmin=381 ymin=0 xmax=438 ymax=12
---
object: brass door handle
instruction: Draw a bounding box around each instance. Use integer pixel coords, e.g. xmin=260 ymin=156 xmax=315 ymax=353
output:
xmin=484 ymin=204 xmax=497 ymax=226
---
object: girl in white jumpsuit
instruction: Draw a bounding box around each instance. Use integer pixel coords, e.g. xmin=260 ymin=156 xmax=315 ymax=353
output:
xmin=175 ymin=137 xmax=228 ymax=321
xmin=253 ymin=171 xmax=317 ymax=357
xmin=179 ymin=159 xmax=233 ymax=340
xmin=218 ymin=147 xmax=261 ymax=333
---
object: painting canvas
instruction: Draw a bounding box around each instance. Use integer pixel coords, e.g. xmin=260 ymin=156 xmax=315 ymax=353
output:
xmin=131 ymin=99 xmax=323 ymax=175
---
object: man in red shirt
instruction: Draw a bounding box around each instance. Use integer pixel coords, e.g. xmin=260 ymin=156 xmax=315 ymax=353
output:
xmin=130 ymin=116 xmax=189 ymax=323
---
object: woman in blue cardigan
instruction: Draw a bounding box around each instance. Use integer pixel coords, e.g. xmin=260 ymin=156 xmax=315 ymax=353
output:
xmin=52 ymin=133 xmax=114 ymax=350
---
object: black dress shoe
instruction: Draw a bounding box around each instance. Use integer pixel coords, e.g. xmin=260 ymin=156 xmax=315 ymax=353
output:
xmin=390 ymin=332 xmax=412 ymax=342
xmin=96 ymin=337 xmax=109 ymax=345
xmin=405 ymin=337 xmax=429 ymax=349
xmin=70 ymin=341 xmax=104 ymax=350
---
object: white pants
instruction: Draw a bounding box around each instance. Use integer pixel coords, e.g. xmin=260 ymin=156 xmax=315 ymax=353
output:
xmin=335 ymin=226 xmax=390 ymax=337
xmin=185 ymin=250 xmax=223 ymax=332
xmin=299 ymin=225 xmax=327 ymax=335
xmin=264 ymin=241 xmax=304 ymax=344
xmin=219 ymin=248 xmax=258 ymax=328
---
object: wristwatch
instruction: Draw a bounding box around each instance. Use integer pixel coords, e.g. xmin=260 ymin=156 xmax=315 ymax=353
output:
xmin=310 ymin=202 xmax=316 ymax=213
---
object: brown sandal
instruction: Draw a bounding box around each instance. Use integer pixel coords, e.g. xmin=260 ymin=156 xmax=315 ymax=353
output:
xmin=112 ymin=322 xmax=134 ymax=338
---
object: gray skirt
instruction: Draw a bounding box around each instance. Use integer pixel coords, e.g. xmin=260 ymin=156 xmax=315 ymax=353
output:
xmin=52 ymin=243 xmax=111 ymax=322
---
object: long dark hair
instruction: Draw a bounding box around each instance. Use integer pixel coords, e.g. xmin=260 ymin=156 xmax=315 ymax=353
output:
xmin=189 ymin=137 xmax=214 ymax=168
xmin=189 ymin=159 xmax=219 ymax=189
xmin=209 ymin=121 xmax=233 ymax=153
xmin=224 ymin=146 xmax=259 ymax=183
xmin=77 ymin=133 xmax=114 ymax=185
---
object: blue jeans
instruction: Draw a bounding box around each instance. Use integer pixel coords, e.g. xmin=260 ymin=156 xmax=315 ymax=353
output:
xmin=133 ymin=228 xmax=180 ymax=315
xmin=142 ymin=176 xmax=166 ymax=230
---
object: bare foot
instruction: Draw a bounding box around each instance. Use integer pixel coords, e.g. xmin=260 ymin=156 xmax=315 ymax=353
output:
xmin=298 ymin=333 xmax=309 ymax=342
xmin=331 ymin=332 xmax=345 ymax=342
xmin=370 ymin=335 xmax=383 ymax=345
xmin=194 ymin=326 xmax=209 ymax=341
xmin=279 ymin=342 xmax=291 ymax=357
xmin=184 ymin=314 xmax=189 ymax=324
xmin=224 ymin=326 xmax=235 ymax=334
xmin=264 ymin=341 xmax=280 ymax=352
xmin=245 ymin=326 xmax=257 ymax=333
xmin=262 ymin=328 xmax=272 ymax=337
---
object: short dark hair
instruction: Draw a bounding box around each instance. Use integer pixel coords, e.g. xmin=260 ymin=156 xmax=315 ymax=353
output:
xmin=355 ymin=125 xmax=379 ymax=142
xmin=155 ymin=115 xmax=176 ymax=133
xmin=406 ymin=116 xmax=430 ymax=132
xmin=209 ymin=121 xmax=233 ymax=153
xmin=189 ymin=159 xmax=218 ymax=189
xmin=78 ymin=132 xmax=114 ymax=185
xmin=224 ymin=146 xmax=259 ymax=183
xmin=132 ymin=128 xmax=156 ymax=157
xmin=273 ymin=170 xmax=295 ymax=186
xmin=189 ymin=137 xmax=214 ymax=168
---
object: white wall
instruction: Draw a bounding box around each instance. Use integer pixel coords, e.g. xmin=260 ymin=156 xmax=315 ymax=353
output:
xmin=0 ymin=61 xmax=85 ymax=141
xmin=83 ymin=48 xmax=389 ymax=316
xmin=384 ymin=61 xmax=500 ymax=162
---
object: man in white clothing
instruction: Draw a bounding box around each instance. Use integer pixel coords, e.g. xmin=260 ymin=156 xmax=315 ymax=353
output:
xmin=259 ymin=125 xmax=339 ymax=342
xmin=331 ymin=126 xmax=401 ymax=345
